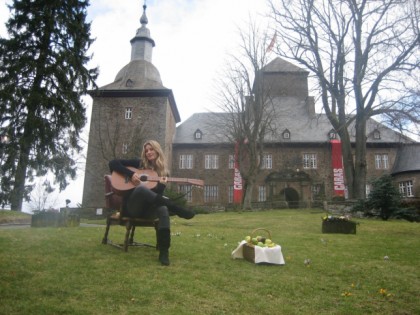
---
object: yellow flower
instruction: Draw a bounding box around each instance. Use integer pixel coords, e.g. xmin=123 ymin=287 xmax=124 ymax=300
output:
xmin=341 ymin=291 xmax=353 ymax=297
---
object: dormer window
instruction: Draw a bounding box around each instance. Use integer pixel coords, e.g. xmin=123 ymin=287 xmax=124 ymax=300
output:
xmin=328 ymin=129 xmax=337 ymax=139
xmin=373 ymin=129 xmax=381 ymax=139
xmin=126 ymin=79 xmax=134 ymax=87
xmin=282 ymin=129 xmax=291 ymax=139
xmin=194 ymin=129 xmax=202 ymax=140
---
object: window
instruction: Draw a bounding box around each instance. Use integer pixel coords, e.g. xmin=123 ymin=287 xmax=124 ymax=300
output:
xmin=122 ymin=142 xmax=129 ymax=155
xmin=205 ymin=155 xmax=219 ymax=169
xmin=179 ymin=185 xmax=192 ymax=202
xmin=374 ymin=154 xmax=389 ymax=169
xmin=125 ymin=107 xmax=133 ymax=119
xmin=311 ymin=184 xmax=322 ymax=198
xmin=282 ymin=129 xmax=290 ymax=139
xmin=126 ymin=79 xmax=134 ymax=87
xmin=303 ymin=153 xmax=317 ymax=169
xmin=261 ymin=154 xmax=272 ymax=169
xmin=328 ymin=129 xmax=337 ymax=139
xmin=399 ymin=181 xmax=414 ymax=197
xmin=373 ymin=129 xmax=381 ymax=139
xmin=228 ymin=155 xmax=235 ymax=169
xmin=194 ymin=129 xmax=202 ymax=140
xmin=258 ymin=186 xmax=266 ymax=202
xmin=179 ymin=154 xmax=193 ymax=169
xmin=204 ymin=185 xmax=219 ymax=202
xmin=228 ymin=185 xmax=234 ymax=203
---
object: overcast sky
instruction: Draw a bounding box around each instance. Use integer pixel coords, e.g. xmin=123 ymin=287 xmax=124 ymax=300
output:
xmin=0 ymin=0 xmax=271 ymax=211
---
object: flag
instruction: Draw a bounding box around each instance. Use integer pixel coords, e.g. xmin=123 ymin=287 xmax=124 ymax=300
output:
xmin=330 ymin=140 xmax=345 ymax=197
xmin=266 ymin=31 xmax=277 ymax=52
xmin=233 ymin=141 xmax=243 ymax=204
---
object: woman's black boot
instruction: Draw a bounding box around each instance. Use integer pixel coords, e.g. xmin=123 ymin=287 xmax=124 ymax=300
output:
xmin=154 ymin=195 xmax=195 ymax=219
xmin=158 ymin=229 xmax=171 ymax=266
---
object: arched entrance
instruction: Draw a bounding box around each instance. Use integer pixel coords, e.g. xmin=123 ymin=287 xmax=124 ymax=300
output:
xmin=265 ymin=169 xmax=312 ymax=208
xmin=279 ymin=187 xmax=300 ymax=208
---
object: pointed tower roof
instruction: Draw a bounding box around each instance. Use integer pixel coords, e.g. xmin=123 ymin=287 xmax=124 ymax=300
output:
xmin=99 ymin=4 xmax=165 ymax=90
xmin=93 ymin=4 xmax=180 ymax=122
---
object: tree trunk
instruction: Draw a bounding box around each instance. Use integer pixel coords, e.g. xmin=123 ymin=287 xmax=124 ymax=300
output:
xmin=339 ymin=131 xmax=355 ymax=199
xmin=243 ymin=181 xmax=254 ymax=210
xmin=10 ymin=107 xmax=36 ymax=211
xmin=354 ymin=116 xmax=368 ymax=200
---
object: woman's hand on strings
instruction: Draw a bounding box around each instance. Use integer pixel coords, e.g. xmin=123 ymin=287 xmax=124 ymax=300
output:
xmin=131 ymin=173 xmax=141 ymax=186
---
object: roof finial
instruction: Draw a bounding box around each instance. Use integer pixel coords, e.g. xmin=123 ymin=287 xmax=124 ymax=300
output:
xmin=140 ymin=1 xmax=148 ymax=26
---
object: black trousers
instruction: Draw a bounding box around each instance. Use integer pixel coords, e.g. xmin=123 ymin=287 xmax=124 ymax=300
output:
xmin=126 ymin=186 xmax=170 ymax=230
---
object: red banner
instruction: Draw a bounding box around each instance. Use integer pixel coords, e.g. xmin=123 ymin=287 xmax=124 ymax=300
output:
xmin=233 ymin=141 xmax=243 ymax=204
xmin=330 ymin=140 xmax=345 ymax=196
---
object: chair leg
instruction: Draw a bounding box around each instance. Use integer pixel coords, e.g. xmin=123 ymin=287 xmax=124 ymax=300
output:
xmin=102 ymin=217 xmax=111 ymax=244
xmin=129 ymin=226 xmax=136 ymax=244
xmin=124 ymin=221 xmax=131 ymax=252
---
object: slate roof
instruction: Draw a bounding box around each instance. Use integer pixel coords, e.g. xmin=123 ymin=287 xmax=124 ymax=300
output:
xmin=262 ymin=58 xmax=309 ymax=73
xmin=392 ymin=144 xmax=420 ymax=174
xmin=174 ymin=56 xmax=416 ymax=147
xmin=174 ymin=103 xmax=414 ymax=146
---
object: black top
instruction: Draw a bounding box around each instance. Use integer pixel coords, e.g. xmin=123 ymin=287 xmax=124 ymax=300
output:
xmin=108 ymin=158 xmax=166 ymax=211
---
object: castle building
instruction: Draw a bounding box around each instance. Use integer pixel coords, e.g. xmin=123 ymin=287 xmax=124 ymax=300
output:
xmin=82 ymin=5 xmax=419 ymax=210
xmin=171 ymin=58 xmax=418 ymax=208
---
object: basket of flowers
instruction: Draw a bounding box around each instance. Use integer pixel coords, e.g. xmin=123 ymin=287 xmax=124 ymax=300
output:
xmin=322 ymin=215 xmax=357 ymax=234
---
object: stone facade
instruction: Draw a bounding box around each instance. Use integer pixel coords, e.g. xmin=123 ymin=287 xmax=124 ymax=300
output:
xmin=170 ymin=141 xmax=404 ymax=208
xmin=82 ymin=92 xmax=177 ymax=208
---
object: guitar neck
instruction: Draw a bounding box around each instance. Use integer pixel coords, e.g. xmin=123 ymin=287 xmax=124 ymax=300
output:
xmin=148 ymin=176 xmax=203 ymax=186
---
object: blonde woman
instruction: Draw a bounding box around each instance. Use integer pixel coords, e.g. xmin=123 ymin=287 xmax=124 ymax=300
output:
xmin=109 ymin=140 xmax=195 ymax=266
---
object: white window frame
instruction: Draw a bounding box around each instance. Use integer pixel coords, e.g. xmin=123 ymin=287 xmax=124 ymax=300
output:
xmin=258 ymin=186 xmax=266 ymax=202
xmin=179 ymin=154 xmax=193 ymax=169
xmin=399 ymin=181 xmax=414 ymax=197
xmin=205 ymin=155 xmax=219 ymax=169
xmin=179 ymin=185 xmax=192 ymax=202
xmin=194 ymin=130 xmax=202 ymax=139
xmin=303 ymin=153 xmax=317 ymax=169
xmin=374 ymin=154 xmax=389 ymax=169
xmin=125 ymin=107 xmax=133 ymax=120
xmin=228 ymin=155 xmax=235 ymax=169
xmin=311 ymin=184 xmax=321 ymax=198
xmin=204 ymin=185 xmax=219 ymax=202
xmin=261 ymin=154 xmax=272 ymax=169
xmin=122 ymin=142 xmax=129 ymax=155
xmin=228 ymin=185 xmax=234 ymax=203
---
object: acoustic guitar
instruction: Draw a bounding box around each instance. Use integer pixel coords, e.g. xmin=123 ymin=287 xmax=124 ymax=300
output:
xmin=111 ymin=167 xmax=204 ymax=193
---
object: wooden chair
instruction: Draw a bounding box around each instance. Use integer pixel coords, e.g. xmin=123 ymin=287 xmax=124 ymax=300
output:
xmin=101 ymin=175 xmax=159 ymax=252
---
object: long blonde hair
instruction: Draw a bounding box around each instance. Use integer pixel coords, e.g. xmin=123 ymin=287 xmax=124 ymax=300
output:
xmin=141 ymin=140 xmax=168 ymax=176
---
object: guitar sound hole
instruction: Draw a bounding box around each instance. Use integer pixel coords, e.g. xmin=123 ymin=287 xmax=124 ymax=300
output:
xmin=140 ymin=175 xmax=148 ymax=182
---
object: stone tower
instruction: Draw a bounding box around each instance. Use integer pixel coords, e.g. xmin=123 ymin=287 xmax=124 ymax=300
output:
xmin=82 ymin=4 xmax=180 ymax=208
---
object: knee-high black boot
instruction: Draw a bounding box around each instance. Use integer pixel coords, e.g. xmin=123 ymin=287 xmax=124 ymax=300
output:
xmin=158 ymin=228 xmax=171 ymax=266
xmin=154 ymin=195 xmax=195 ymax=219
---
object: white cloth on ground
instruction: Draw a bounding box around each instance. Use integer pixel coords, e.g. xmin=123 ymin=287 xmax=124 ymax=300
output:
xmin=231 ymin=240 xmax=285 ymax=265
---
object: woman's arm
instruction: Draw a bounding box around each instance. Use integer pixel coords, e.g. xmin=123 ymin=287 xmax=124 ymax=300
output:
xmin=108 ymin=159 xmax=141 ymax=178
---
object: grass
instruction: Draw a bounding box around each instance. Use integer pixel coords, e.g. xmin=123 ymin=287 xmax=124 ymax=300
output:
xmin=0 ymin=209 xmax=419 ymax=315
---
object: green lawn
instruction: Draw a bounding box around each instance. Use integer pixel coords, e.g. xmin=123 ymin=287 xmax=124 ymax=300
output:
xmin=0 ymin=209 xmax=419 ymax=315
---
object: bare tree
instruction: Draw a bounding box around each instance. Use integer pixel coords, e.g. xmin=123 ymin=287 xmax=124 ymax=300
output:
xmin=269 ymin=0 xmax=420 ymax=199
xmin=28 ymin=179 xmax=58 ymax=212
xmin=212 ymin=20 xmax=278 ymax=209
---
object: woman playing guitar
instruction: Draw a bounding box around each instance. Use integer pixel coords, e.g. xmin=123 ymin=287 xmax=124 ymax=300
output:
xmin=109 ymin=140 xmax=195 ymax=266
